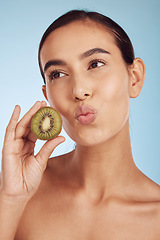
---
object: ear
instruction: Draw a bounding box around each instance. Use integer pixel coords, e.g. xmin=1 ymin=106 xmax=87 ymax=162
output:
xmin=129 ymin=58 xmax=146 ymax=98
xmin=42 ymin=85 xmax=48 ymax=101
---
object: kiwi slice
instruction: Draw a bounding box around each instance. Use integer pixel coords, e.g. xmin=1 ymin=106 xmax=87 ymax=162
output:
xmin=31 ymin=107 xmax=62 ymax=140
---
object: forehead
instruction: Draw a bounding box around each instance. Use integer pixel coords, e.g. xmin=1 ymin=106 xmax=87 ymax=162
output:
xmin=40 ymin=20 xmax=119 ymax=65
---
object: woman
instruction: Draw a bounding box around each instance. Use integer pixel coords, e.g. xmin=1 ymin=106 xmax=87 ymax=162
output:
xmin=0 ymin=10 xmax=160 ymax=240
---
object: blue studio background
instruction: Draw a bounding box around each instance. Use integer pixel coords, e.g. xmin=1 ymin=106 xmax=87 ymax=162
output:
xmin=0 ymin=0 xmax=160 ymax=184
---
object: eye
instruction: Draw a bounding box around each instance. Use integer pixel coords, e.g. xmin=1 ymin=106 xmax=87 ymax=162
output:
xmin=88 ymin=59 xmax=105 ymax=70
xmin=47 ymin=70 xmax=68 ymax=81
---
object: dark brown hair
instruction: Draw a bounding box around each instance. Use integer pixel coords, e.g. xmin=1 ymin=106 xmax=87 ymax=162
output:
xmin=38 ymin=9 xmax=135 ymax=83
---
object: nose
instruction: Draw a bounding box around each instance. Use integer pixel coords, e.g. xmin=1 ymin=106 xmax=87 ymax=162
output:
xmin=71 ymin=68 xmax=93 ymax=101
xmin=72 ymin=84 xmax=92 ymax=101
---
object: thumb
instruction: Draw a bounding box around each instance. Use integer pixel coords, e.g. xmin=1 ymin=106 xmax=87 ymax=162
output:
xmin=35 ymin=136 xmax=65 ymax=170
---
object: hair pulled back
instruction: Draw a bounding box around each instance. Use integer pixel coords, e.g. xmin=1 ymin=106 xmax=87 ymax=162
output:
xmin=38 ymin=9 xmax=135 ymax=83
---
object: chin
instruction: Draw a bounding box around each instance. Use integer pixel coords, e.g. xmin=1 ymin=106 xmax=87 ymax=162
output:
xmin=63 ymin=117 xmax=129 ymax=147
xmin=67 ymin=127 xmax=113 ymax=147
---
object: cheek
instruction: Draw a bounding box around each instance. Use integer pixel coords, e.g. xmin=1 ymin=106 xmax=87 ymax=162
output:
xmin=98 ymin=69 xmax=130 ymax=129
xmin=100 ymin=70 xmax=129 ymax=102
xmin=46 ymin=85 xmax=67 ymax=113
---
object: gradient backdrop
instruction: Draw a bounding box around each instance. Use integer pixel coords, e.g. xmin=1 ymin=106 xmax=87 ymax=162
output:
xmin=0 ymin=0 xmax=160 ymax=184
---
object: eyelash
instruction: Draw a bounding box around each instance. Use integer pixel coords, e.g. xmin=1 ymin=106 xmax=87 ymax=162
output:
xmin=47 ymin=59 xmax=106 ymax=81
xmin=88 ymin=59 xmax=106 ymax=70
xmin=47 ymin=70 xmax=66 ymax=80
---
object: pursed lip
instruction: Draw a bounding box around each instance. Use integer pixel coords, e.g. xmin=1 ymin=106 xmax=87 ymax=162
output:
xmin=75 ymin=104 xmax=97 ymax=124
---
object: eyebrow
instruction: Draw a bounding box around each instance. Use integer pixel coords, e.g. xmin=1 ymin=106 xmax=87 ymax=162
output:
xmin=44 ymin=47 xmax=110 ymax=73
xmin=44 ymin=60 xmax=66 ymax=73
xmin=80 ymin=47 xmax=110 ymax=59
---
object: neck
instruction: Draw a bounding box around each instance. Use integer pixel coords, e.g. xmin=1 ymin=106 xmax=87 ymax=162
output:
xmin=68 ymin=120 xmax=138 ymax=201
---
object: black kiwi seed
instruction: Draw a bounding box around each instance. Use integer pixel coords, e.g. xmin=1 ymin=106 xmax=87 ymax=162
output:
xmin=31 ymin=107 xmax=62 ymax=140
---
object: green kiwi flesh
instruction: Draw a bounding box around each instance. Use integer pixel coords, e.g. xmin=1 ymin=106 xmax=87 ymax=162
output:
xmin=31 ymin=107 xmax=62 ymax=140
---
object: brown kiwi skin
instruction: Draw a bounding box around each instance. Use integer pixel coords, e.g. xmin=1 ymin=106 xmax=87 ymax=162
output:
xmin=31 ymin=107 xmax=62 ymax=140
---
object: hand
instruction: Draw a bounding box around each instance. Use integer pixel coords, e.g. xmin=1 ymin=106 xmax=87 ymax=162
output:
xmin=0 ymin=101 xmax=65 ymax=202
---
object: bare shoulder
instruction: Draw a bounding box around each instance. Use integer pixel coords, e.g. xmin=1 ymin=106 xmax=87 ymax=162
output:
xmin=46 ymin=150 xmax=74 ymax=179
xmin=142 ymin=172 xmax=160 ymax=202
xmin=148 ymin=179 xmax=160 ymax=217
xmin=148 ymin=183 xmax=160 ymax=232
xmin=32 ymin=150 xmax=75 ymax=196
xmin=134 ymin=170 xmax=160 ymax=220
xmin=136 ymin=169 xmax=160 ymax=203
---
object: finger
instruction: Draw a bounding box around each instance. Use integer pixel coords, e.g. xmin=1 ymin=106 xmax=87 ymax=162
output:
xmin=4 ymin=105 xmax=21 ymax=141
xmin=26 ymin=130 xmax=37 ymax=143
xmin=22 ymin=101 xmax=47 ymax=140
xmin=35 ymin=136 xmax=66 ymax=170
xmin=41 ymin=101 xmax=47 ymax=107
xmin=15 ymin=101 xmax=47 ymax=139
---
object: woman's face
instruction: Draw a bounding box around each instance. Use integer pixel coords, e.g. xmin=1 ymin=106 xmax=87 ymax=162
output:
xmin=40 ymin=20 xmax=131 ymax=146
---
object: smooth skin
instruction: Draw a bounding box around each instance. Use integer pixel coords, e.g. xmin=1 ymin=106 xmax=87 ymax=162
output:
xmin=1 ymin=20 xmax=160 ymax=240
